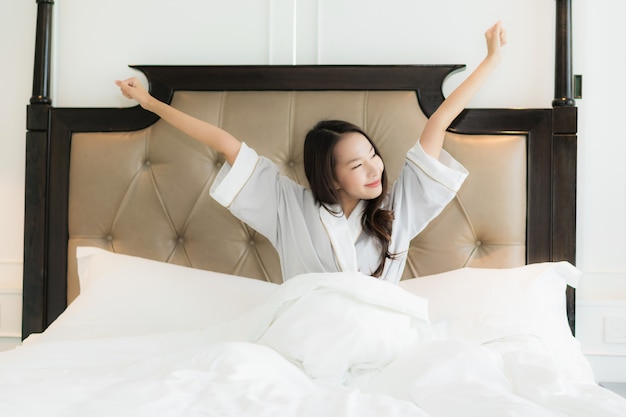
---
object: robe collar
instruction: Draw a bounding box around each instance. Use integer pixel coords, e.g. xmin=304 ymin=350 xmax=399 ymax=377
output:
xmin=319 ymin=200 xmax=365 ymax=272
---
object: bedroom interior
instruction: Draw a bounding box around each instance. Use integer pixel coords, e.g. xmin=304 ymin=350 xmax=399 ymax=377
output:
xmin=0 ymin=0 xmax=624 ymax=412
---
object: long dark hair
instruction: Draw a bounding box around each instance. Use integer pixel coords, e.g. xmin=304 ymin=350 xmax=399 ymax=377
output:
xmin=303 ymin=120 xmax=396 ymax=277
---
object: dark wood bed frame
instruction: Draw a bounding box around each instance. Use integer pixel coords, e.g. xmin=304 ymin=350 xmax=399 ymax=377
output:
xmin=23 ymin=0 xmax=577 ymax=339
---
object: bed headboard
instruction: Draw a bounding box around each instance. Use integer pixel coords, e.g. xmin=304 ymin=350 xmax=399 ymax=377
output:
xmin=23 ymin=1 xmax=577 ymax=340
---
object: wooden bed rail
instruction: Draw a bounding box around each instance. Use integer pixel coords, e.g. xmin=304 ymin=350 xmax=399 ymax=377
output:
xmin=24 ymin=0 xmax=54 ymax=339
xmin=553 ymin=0 xmax=577 ymax=333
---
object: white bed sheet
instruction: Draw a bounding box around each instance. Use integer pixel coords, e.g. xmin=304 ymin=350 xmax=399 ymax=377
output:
xmin=2 ymin=269 xmax=625 ymax=417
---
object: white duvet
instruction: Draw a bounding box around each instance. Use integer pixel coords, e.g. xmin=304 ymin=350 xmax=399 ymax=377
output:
xmin=1 ymin=272 xmax=625 ymax=417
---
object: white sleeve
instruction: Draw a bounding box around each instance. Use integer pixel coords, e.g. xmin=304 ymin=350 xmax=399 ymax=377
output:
xmin=210 ymin=142 xmax=260 ymax=207
xmin=390 ymin=139 xmax=469 ymax=244
xmin=209 ymin=142 xmax=300 ymax=248
xmin=406 ymin=139 xmax=468 ymax=192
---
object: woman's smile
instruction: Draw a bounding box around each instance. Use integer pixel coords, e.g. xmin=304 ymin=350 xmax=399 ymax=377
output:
xmin=365 ymin=179 xmax=381 ymax=188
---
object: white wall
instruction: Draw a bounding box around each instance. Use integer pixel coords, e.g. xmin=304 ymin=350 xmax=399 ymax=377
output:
xmin=51 ymin=0 xmax=554 ymax=109
xmin=0 ymin=0 xmax=36 ymax=347
xmin=2 ymin=0 xmax=625 ymax=380
xmin=573 ymin=0 xmax=626 ymax=383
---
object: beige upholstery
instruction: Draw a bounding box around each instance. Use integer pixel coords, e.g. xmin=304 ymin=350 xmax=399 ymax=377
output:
xmin=67 ymin=90 xmax=526 ymax=303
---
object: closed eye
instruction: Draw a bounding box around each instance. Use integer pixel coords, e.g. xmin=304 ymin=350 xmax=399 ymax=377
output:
xmin=349 ymin=146 xmax=375 ymax=169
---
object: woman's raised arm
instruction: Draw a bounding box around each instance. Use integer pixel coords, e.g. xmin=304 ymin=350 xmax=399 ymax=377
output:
xmin=419 ymin=21 xmax=507 ymax=159
xmin=115 ymin=78 xmax=242 ymax=165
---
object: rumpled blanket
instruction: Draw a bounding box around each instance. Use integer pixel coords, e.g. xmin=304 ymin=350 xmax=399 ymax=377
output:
xmin=1 ymin=272 xmax=624 ymax=417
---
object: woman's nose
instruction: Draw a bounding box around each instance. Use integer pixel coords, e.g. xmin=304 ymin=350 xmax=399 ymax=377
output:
xmin=369 ymin=158 xmax=383 ymax=175
xmin=367 ymin=161 xmax=379 ymax=176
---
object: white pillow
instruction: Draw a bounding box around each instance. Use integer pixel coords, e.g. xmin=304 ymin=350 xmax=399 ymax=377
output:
xmin=399 ymin=262 xmax=595 ymax=382
xmin=34 ymin=247 xmax=278 ymax=343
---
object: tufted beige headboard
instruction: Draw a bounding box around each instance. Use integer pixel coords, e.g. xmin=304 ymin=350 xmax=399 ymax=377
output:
xmin=23 ymin=65 xmax=577 ymax=338
xmin=66 ymin=88 xmax=526 ymax=303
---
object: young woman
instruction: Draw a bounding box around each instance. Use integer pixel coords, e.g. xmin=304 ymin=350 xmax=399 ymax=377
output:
xmin=116 ymin=21 xmax=507 ymax=283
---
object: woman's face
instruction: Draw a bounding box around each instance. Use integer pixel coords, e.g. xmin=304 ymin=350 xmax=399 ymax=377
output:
xmin=332 ymin=132 xmax=384 ymax=214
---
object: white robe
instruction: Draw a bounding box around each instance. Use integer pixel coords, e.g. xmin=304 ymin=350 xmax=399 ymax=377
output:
xmin=210 ymin=140 xmax=468 ymax=283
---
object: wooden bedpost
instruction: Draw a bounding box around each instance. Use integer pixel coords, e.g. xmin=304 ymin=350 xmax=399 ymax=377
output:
xmin=23 ymin=0 xmax=55 ymax=339
xmin=552 ymin=0 xmax=577 ymax=335
xmin=30 ymin=0 xmax=53 ymax=106
xmin=553 ymin=0 xmax=575 ymax=108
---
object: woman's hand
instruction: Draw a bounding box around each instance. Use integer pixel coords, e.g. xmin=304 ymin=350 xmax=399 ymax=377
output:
xmin=115 ymin=77 xmax=152 ymax=109
xmin=484 ymin=21 xmax=507 ymax=62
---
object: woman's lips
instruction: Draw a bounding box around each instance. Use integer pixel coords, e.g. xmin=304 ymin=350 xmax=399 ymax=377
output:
xmin=366 ymin=179 xmax=381 ymax=187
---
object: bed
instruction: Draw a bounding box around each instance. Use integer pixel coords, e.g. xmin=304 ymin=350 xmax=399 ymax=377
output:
xmin=6 ymin=1 xmax=625 ymax=416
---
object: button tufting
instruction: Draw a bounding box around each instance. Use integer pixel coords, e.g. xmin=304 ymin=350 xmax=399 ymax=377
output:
xmin=287 ymin=161 xmax=295 ymax=168
xmin=475 ymin=240 xmax=482 ymax=247
xmin=249 ymin=240 xmax=256 ymax=246
xmin=144 ymin=160 xmax=152 ymax=167
xmin=106 ymin=235 xmax=113 ymax=241
xmin=178 ymin=237 xmax=184 ymax=244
